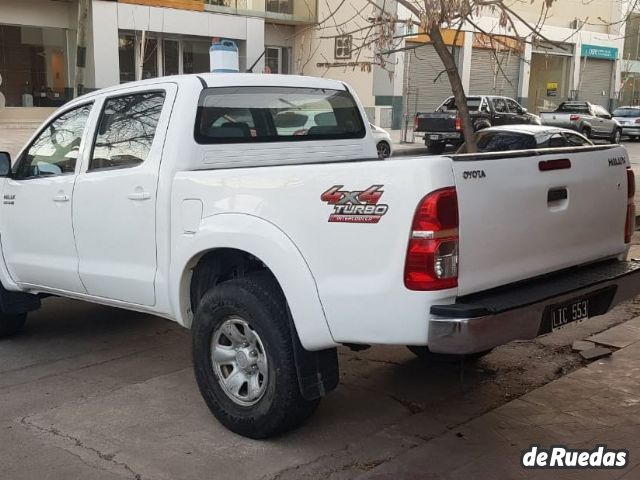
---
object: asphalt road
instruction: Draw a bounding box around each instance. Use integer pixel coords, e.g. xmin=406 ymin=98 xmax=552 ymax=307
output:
xmin=0 ymin=126 xmax=639 ymax=479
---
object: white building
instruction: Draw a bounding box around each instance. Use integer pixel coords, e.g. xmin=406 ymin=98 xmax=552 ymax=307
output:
xmin=0 ymin=0 xmax=314 ymax=118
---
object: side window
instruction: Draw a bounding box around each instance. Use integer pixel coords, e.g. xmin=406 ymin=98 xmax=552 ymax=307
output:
xmin=505 ymin=99 xmax=521 ymax=113
xmin=564 ymin=133 xmax=591 ymax=146
xmin=15 ymin=104 xmax=92 ymax=179
xmin=547 ymin=134 xmax=567 ymax=148
xmin=492 ymin=98 xmax=507 ymax=113
xmin=90 ymin=91 xmax=165 ymax=171
xmin=477 ymin=132 xmax=535 ymax=152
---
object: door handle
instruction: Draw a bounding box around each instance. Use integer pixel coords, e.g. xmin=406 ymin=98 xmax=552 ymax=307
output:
xmin=127 ymin=191 xmax=151 ymax=201
xmin=53 ymin=194 xmax=70 ymax=202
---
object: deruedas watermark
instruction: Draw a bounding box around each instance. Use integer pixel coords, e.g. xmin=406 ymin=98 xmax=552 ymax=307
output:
xmin=521 ymin=445 xmax=629 ymax=469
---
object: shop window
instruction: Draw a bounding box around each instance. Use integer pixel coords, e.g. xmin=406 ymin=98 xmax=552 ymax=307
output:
xmin=141 ymin=38 xmax=158 ymax=80
xmin=335 ymin=35 xmax=352 ymax=60
xmin=0 ymin=24 xmax=69 ymax=107
xmin=265 ymin=47 xmax=291 ymax=74
xmin=266 ymin=0 xmax=293 ymax=14
xmin=183 ymin=40 xmax=210 ymax=74
xmin=163 ymin=40 xmax=180 ymax=76
xmin=119 ymin=34 xmax=135 ymax=83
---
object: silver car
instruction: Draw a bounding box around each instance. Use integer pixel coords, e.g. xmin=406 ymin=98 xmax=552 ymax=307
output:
xmin=612 ymin=106 xmax=640 ymax=140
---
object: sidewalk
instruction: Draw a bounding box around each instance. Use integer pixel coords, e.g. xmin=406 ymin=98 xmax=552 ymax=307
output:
xmin=360 ymin=317 xmax=640 ymax=480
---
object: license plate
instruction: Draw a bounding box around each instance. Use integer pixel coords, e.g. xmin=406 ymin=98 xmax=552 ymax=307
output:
xmin=429 ymin=135 xmax=441 ymax=140
xmin=550 ymin=298 xmax=589 ymax=331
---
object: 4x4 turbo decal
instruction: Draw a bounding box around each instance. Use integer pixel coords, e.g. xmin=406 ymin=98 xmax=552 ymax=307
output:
xmin=321 ymin=185 xmax=389 ymax=223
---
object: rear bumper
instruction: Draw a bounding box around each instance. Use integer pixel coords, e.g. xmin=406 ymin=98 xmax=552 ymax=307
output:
xmin=422 ymin=132 xmax=462 ymax=142
xmin=428 ymin=260 xmax=640 ymax=354
xmin=621 ymin=126 xmax=640 ymax=136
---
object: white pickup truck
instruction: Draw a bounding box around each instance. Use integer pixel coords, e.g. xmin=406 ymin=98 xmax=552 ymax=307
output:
xmin=0 ymin=74 xmax=638 ymax=439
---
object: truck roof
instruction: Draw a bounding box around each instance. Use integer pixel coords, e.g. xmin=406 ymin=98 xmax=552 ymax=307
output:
xmin=70 ymin=73 xmax=348 ymax=107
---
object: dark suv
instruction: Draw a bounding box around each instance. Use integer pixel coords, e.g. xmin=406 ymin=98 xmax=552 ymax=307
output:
xmin=414 ymin=95 xmax=541 ymax=154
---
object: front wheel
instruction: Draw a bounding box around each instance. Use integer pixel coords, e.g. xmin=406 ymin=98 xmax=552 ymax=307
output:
xmin=192 ymin=274 xmax=319 ymax=439
xmin=0 ymin=313 xmax=26 ymax=338
xmin=377 ymin=141 xmax=391 ymax=159
xmin=407 ymin=345 xmax=492 ymax=363
xmin=427 ymin=142 xmax=446 ymax=154
xmin=611 ymin=128 xmax=622 ymax=144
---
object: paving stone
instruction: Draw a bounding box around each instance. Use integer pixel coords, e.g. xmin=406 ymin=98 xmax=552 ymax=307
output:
xmin=587 ymin=316 xmax=640 ymax=349
xmin=580 ymin=346 xmax=613 ymax=361
xmin=572 ymin=340 xmax=596 ymax=351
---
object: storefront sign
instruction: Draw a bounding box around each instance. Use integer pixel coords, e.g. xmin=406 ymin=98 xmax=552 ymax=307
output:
xmin=581 ymin=44 xmax=618 ymax=60
xmin=546 ymin=82 xmax=558 ymax=97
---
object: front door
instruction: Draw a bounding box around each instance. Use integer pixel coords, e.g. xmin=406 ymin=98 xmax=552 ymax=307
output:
xmin=0 ymin=103 xmax=93 ymax=292
xmin=490 ymin=97 xmax=510 ymax=125
xmin=72 ymin=86 xmax=173 ymax=306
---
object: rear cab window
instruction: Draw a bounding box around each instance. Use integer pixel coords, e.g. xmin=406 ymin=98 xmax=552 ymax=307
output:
xmin=438 ymin=97 xmax=482 ymax=112
xmin=476 ymin=131 xmax=536 ymax=152
xmin=195 ymin=86 xmax=365 ymax=144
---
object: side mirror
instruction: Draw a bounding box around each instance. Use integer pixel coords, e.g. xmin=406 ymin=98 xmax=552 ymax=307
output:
xmin=520 ymin=107 xmax=528 ymax=114
xmin=0 ymin=152 xmax=12 ymax=177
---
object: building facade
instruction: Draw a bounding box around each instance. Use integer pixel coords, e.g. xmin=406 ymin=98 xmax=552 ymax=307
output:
xmin=0 ymin=0 xmax=635 ymax=127
xmin=0 ymin=0 xmax=313 ymax=117
xmin=289 ymin=1 xmax=630 ymax=129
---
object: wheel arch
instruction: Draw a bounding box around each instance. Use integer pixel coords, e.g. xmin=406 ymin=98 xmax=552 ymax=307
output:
xmin=171 ymin=213 xmax=336 ymax=350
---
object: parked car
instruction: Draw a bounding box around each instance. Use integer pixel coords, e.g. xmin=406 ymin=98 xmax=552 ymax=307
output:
xmin=414 ymin=95 xmax=541 ymax=154
xmin=540 ymin=101 xmax=622 ymax=143
xmin=370 ymin=123 xmax=392 ymax=158
xmin=456 ymin=125 xmax=593 ymax=153
xmin=612 ymin=106 xmax=640 ymax=140
xmin=0 ymin=73 xmax=638 ymax=439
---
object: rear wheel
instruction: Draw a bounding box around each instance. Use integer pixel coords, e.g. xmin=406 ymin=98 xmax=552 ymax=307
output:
xmin=192 ymin=273 xmax=320 ymax=439
xmin=407 ymin=345 xmax=492 ymax=363
xmin=611 ymin=128 xmax=622 ymax=144
xmin=0 ymin=313 xmax=27 ymax=338
xmin=427 ymin=142 xmax=446 ymax=154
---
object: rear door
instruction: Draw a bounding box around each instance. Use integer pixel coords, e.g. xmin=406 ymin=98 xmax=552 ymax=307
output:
xmin=452 ymin=146 xmax=629 ymax=295
xmin=72 ymin=84 xmax=176 ymax=306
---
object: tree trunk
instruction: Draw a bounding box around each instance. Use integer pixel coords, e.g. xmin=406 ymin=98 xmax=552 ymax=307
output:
xmin=74 ymin=0 xmax=90 ymax=97
xmin=429 ymin=27 xmax=478 ymax=153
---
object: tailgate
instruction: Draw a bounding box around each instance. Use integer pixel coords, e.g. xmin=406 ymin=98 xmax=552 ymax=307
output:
xmin=416 ymin=113 xmax=457 ymax=132
xmin=452 ymin=145 xmax=630 ymax=296
xmin=540 ymin=112 xmax=570 ymax=127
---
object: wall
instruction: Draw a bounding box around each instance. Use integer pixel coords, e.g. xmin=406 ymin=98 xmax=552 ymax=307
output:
xmin=293 ymin=0 xmax=375 ymax=109
xmin=502 ymin=0 xmax=615 ymax=33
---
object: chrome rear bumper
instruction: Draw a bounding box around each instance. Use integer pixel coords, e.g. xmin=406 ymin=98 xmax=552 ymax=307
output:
xmin=428 ymin=260 xmax=640 ymax=354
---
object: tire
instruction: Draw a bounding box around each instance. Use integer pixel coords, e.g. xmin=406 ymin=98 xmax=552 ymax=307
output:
xmin=581 ymin=127 xmax=591 ymax=139
xmin=0 ymin=313 xmax=26 ymax=338
xmin=406 ymin=345 xmax=492 ymax=363
xmin=611 ymin=128 xmax=622 ymax=144
xmin=377 ymin=141 xmax=391 ymax=159
xmin=192 ymin=273 xmax=320 ymax=439
xmin=427 ymin=142 xmax=446 ymax=154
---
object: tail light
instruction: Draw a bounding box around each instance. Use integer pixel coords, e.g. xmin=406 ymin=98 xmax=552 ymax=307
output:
xmin=404 ymin=187 xmax=459 ymax=290
xmin=454 ymin=117 xmax=462 ymax=131
xmin=625 ymin=167 xmax=636 ymax=244
xmin=570 ymin=114 xmax=581 ymax=121
xmin=635 ymin=119 xmax=640 ymax=124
